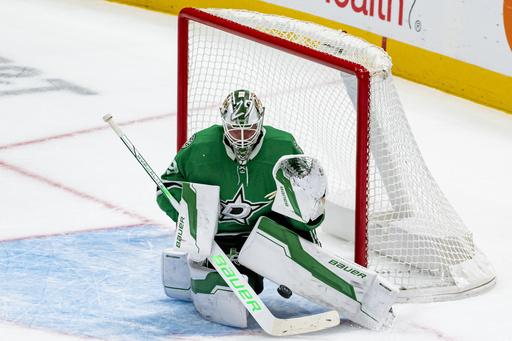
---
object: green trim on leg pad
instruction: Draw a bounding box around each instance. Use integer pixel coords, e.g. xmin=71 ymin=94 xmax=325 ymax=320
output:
xmin=191 ymin=271 xmax=230 ymax=295
xmin=256 ymin=217 xmax=357 ymax=301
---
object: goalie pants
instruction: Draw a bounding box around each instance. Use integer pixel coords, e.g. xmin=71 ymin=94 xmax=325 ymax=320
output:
xmin=212 ymin=234 xmax=265 ymax=294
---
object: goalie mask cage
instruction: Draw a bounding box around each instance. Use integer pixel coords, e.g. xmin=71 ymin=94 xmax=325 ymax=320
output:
xmin=177 ymin=8 xmax=496 ymax=302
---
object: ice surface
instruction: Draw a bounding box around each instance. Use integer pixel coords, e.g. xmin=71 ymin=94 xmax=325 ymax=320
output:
xmin=1 ymin=0 xmax=511 ymax=340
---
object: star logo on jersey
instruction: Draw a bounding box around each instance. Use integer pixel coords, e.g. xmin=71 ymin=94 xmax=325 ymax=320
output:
xmin=219 ymin=185 xmax=270 ymax=225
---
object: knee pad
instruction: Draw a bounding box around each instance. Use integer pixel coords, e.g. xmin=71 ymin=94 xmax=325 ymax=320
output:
xmin=188 ymin=258 xmax=248 ymax=328
xmin=161 ymin=249 xmax=192 ymax=301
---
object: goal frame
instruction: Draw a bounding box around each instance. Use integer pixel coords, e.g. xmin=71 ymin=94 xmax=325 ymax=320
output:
xmin=176 ymin=7 xmax=371 ymax=267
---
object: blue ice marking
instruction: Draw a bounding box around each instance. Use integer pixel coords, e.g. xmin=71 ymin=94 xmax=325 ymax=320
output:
xmin=0 ymin=225 xmax=333 ymax=340
xmin=0 ymin=226 xmax=253 ymax=340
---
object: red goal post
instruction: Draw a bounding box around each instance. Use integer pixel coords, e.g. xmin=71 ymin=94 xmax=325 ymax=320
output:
xmin=177 ymin=7 xmax=372 ymax=267
xmin=176 ymin=7 xmax=496 ymax=302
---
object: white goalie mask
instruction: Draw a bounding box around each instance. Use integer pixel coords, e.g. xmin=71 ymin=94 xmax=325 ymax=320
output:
xmin=220 ymin=90 xmax=265 ymax=164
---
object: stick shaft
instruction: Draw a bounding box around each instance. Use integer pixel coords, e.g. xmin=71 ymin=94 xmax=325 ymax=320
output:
xmin=103 ymin=114 xmax=180 ymax=210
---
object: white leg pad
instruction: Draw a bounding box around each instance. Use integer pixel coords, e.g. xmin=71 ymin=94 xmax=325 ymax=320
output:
xmin=161 ymin=248 xmax=192 ymax=301
xmin=188 ymin=258 xmax=248 ymax=328
xmin=238 ymin=217 xmax=398 ymax=330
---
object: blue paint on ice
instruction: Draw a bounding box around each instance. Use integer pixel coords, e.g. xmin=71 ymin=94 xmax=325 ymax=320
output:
xmin=0 ymin=226 xmax=330 ymax=340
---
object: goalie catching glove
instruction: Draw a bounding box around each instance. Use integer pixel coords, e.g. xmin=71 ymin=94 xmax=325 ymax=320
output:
xmin=272 ymin=155 xmax=327 ymax=223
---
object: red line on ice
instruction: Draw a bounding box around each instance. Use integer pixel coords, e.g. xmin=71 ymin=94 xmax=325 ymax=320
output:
xmin=0 ymin=113 xmax=176 ymax=232
xmin=412 ymin=323 xmax=458 ymax=341
xmin=0 ymin=160 xmax=154 ymax=224
xmin=0 ymin=112 xmax=175 ymax=151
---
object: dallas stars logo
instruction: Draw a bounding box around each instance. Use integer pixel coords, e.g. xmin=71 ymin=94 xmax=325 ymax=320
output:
xmin=220 ymin=186 xmax=270 ymax=225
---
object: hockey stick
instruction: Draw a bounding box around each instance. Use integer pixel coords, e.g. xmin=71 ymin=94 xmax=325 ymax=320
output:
xmin=103 ymin=114 xmax=340 ymax=336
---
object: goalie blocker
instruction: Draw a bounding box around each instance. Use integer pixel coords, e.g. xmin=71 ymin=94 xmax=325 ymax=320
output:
xmin=238 ymin=216 xmax=399 ymax=330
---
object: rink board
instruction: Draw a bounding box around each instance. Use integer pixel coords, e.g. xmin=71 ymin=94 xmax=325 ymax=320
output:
xmin=0 ymin=225 xmax=330 ymax=340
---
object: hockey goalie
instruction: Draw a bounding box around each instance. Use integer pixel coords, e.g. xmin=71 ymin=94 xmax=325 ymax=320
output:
xmin=157 ymin=89 xmax=398 ymax=334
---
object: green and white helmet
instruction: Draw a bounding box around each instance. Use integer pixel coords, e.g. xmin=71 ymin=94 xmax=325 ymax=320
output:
xmin=220 ymin=89 xmax=265 ymax=164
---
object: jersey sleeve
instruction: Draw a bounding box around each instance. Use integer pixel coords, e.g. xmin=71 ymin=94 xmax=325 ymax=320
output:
xmin=157 ymin=154 xmax=186 ymax=222
xmin=156 ymin=128 xmax=223 ymax=223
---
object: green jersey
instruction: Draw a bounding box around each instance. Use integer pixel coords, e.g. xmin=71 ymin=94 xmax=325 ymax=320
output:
xmin=157 ymin=125 xmax=323 ymax=242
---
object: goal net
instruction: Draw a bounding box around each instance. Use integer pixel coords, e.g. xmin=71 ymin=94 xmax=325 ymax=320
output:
xmin=177 ymin=8 xmax=496 ymax=302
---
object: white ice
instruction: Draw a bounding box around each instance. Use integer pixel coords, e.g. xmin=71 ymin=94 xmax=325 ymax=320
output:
xmin=0 ymin=0 xmax=511 ymax=340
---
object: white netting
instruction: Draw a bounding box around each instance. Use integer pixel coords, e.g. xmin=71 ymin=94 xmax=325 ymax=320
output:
xmin=182 ymin=8 xmax=495 ymax=301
